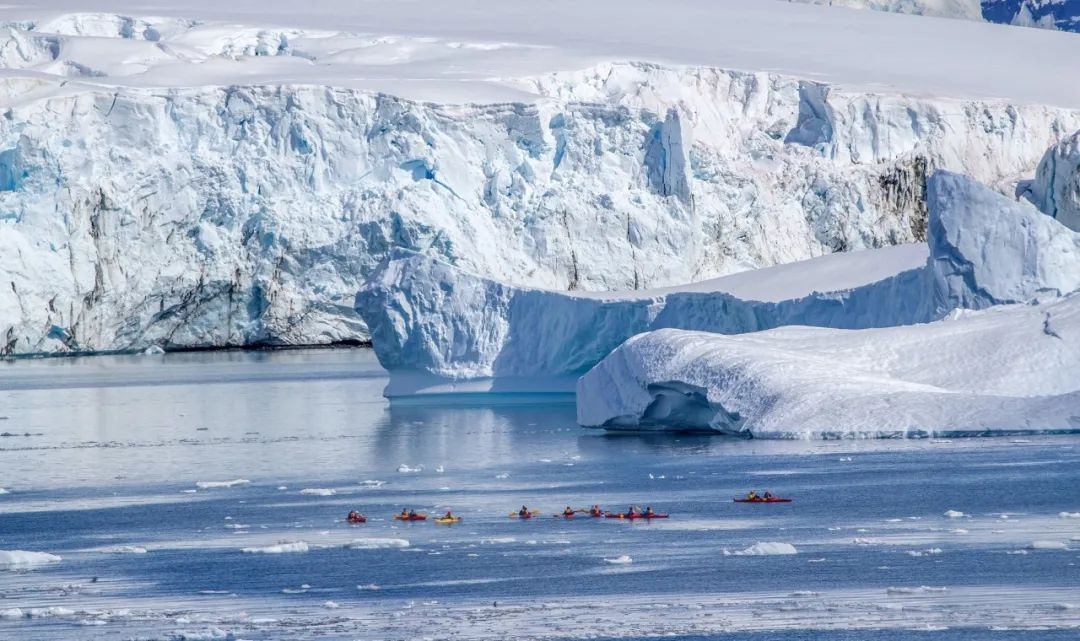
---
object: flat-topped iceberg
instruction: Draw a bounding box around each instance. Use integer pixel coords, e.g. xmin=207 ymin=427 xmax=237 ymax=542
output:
xmin=357 ymin=171 xmax=1080 ymax=398
xmin=576 ymin=294 xmax=1080 ymax=436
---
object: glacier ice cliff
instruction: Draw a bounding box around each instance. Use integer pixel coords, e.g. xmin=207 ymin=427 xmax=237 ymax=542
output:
xmin=576 ymin=295 xmax=1080 ymax=436
xmin=1027 ymin=130 xmax=1080 ymax=232
xmin=357 ymin=171 xmax=1080 ymax=397
xmin=792 ymin=0 xmax=1080 ymax=32
xmin=2 ymin=11 xmax=1080 ymax=355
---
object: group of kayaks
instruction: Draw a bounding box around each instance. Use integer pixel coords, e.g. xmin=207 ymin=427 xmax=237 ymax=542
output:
xmin=344 ymin=493 xmax=790 ymax=526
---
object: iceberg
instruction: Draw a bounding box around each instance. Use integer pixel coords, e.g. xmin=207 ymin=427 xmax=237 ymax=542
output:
xmin=1028 ymin=131 xmax=1080 ymax=232
xmin=358 ymin=171 xmax=1080 ymax=398
xmin=576 ymin=294 xmax=1080 ymax=436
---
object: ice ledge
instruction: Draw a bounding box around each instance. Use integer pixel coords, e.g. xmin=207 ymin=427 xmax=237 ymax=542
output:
xmin=358 ymin=171 xmax=1080 ymax=400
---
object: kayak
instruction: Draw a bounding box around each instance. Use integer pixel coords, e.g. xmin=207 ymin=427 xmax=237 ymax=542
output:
xmin=588 ymin=511 xmax=604 ymax=518
xmin=346 ymin=515 xmax=367 ymax=524
xmin=734 ymin=497 xmax=792 ymax=503
xmin=394 ymin=514 xmax=428 ymax=521
xmin=605 ymin=512 xmax=669 ymax=519
xmin=509 ymin=512 xmax=542 ymax=519
xmin=433 ymin=517 xmax=462 ymax=524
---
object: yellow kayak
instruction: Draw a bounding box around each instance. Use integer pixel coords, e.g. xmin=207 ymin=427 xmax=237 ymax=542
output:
xmin=434 ymin=516 xmax=462 ymax=524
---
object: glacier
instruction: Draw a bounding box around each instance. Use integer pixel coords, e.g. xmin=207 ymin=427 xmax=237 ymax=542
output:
xmin=1028 ymin=130 xmax=1080 ymax=232
xmin=791 ymin=0 xmax=1080 ymax=32
xmin=358 ymin=171 xmax=1080 ymax=398
xmin=3 ymin=4 xmax=1080 ymax=355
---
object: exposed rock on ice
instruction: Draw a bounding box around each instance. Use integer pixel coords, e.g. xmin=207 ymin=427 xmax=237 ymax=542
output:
xmin=360 ymin=171 xmax=1080 ymax=397
xmin=0 ymin=550 xmax=62 ymax=569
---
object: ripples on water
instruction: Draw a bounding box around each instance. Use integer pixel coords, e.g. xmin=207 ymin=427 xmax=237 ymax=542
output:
xmin=0 ymin=349 xmax=1078 ymax=640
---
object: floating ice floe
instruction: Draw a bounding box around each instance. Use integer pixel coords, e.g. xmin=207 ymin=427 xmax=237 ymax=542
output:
xmin=241 ymin=541 xmax=309 ymax=554
xmin=944 ymin=510 xmax=966 ymax=519
xmin=397 ymin=464 xmax=422 ymax=473
xmin=726 ymin=542 xmax=798 ymax=556
xmin=1030 ymin=540 xmax=1070 ymax=550
xmin=603 ymin=555 xmax=633 ymax=564
xmin=99 ymin=546 xmax=148 ymax=554
xmin=299 ymin=488 xmax=336 ymax=496
xmin=886 ymin=586 xmax=948 ymax=595
xmin=345 ymin=538 xmax=410 ymax=550
xmin=0 ymin=550 xmax=62 ymax=569
xmin=1059 ymin=512 xmax=1080 ymax=519
xmin=195 ymin=479 xmax=250 ymax=489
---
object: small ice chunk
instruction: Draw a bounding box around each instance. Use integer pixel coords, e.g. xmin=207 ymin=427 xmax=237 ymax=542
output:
xmin=357 ymin=584 xmax=380 ymax=591
xmin=195 ymin=479 xmax=250 ymax=489
xmin=277 ymin=486 xmax=288 ymax=491
xmin=727 ymin=542 xmax=797 ymax=556
xmin=1030 ymin=540 xmax=1069 ymax=550
xmin=0 ymin=488 xmax=9 ymax=494
xmin=300 ymin=488 xmax=336 ymax=496
xmin=886 ymin=586 xmax=948 ymax=595
xmin=0 ymin=550 xmax=61 ymax=569
xmin=0 ymin=608 xmax=23 ymax=619
xmin=397 ymin=464 xmax=423 ymax=473
xmin=434 ymin=465 xmax=444 ymax=473
xmin=1059 ymin=512 xmax=1080 ymax=519
xmin=944 ymin=510 xmax=965 ymax=519
xmin=603 ymin=555 xmax=633 ymax=564
xmin=323 ymin=601 xmax=340 ymax=609
xmin=242 ymin=541 xmax=309 ymax=554
xmin=100 ymin=546 xmax=147 ymax=554
xmin=345 ymin=538 xmax=410 ymax=549
xmin=495 ymin=472 xmax=510 ymax=479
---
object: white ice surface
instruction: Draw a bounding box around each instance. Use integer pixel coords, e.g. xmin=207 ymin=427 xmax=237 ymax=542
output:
xmin=0 ymin=550 xmax=62 ymax=569
xmin=3 ymin=3 xmax=1080 ymax=356
xmin=576 ymin=294 xmax=1080 ymax=436
xmin=360 ymin=171 xmax=1080 ymax=396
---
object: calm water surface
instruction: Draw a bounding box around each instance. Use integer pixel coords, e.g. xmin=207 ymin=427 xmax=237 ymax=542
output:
xmin=0 ymin=349 xmax=1078 ymax=640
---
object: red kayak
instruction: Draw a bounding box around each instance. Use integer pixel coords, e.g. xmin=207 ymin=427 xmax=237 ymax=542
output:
xmin=347 ymin=515 xmax=367 ymax=524
xmin=394 ymin=513 xmax=428 ymax=521
xmin=605 ymin=512 xmax=669 ymax=519
xmin=734 ymin=497 xmax=792 ymax=503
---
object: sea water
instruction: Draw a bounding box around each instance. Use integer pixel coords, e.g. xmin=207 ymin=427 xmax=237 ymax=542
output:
xmin=0 ymin=349 xmax=1078 ymax=640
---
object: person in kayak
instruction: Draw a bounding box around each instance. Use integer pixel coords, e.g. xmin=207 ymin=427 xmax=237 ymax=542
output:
xmin=746 ymin=490 xmax=759 ymax=501
xmin=763 ymin=491 xmax=773 ymax=499
xmin=644 ymin=506 xmax=655 ymax=517
xmin=589 ymin=505 xmax=603 ymax=517
xmin=399 ymin=509 xmax=409 ymax=519
xmin=408 ymin=509 xmax=419 ymax=518
xmin=441 ymin=509 xmax=455 ymax=520
xmin=347 ymin=510 xmax=364 ymax=521
xmin=519 ymin=506 xmax=530 ymax=517
xmin=563 ymin=506 xmax=575 ymax=517
xmin=627 ymin=505 xmax=641 ymax=516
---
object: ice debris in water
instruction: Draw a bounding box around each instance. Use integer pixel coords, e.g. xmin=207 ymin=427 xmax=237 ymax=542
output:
xmin=0 ymin=488 xmax=9 ymax=494
xmin=1030 ymin=540 xmax=1070 ymax=550
xmin=100 ymin=546 xmax=148 ymax=554
xmin=357 ymin=584 xmax=380 ymax=591
xmin=397 ymin=464 xmax=422 ymax=473
xmin=603 ymin=555 xmax=633 ymax=564
xmin=300 ymin=488 xmax=336 ymax=496
xmin=495 ymin=472 xmax=510 ymax=479
xmin=886 ymin=586 xmax=948 ymax=595
xmin=725 ymin=542 xmax=798 ymax=556
xmin=907 ymin=548 xmax=943 ymax=557
xmin=344 ymin=539 xmax=410 ymax=550
xmin=944 ymin=510 xmax=966 ymax=519
xmin=195 ymin=479 xmax=250 ymax=489
xmin=0 ymin=550 xmax=62 ymax=569
xmin=242 ymin=542 xmax=309 ymax=554
xmin=1059 ymin=512 xmax=1080 ymax=519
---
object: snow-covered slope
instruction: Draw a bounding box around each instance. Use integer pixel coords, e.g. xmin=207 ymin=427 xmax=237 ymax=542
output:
xmin=3 ymin=4 xmax=1080 ymax=354
xmin=791 ymin=0 xmax=1080 ymax=32
xmin=576 ymin=295 xmax=1080 ymax=437
xmin=358 ymin=171 xmax=1080 ymax=397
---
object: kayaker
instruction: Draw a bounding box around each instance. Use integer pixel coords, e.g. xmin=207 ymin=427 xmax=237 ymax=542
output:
xmin=563 ymin=506 xmax=575 ymax=516
xmin=589 ymin=505 xmax=603 ymax=517
xmin=763 ymin=491 xmax=773 ymax=499
xmin=399 ymin=508 xmax=409 ymax=519
xmin=627 ymin=505 xmax=640 ymax=516
xmin=746 ymin=490 xmax=759 ymax=501
xmin=442 ymin=510 xmax=455 ymax=520
xmin=644 ymin=506 xmax=655 ymax=517
xmin=519 ymin=505 xmax=530 ymax=517
xmin=408 ymin=509 xmax=418 ymax=518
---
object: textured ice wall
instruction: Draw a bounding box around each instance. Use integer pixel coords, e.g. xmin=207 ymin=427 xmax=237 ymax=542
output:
xmin=358 ymin=171 xmax=1080 ymax=395
xmin=1027 ymin=131 xmax=1080 ymax=232
xmin=2 ymin=15 xmax=1080 ymax=355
